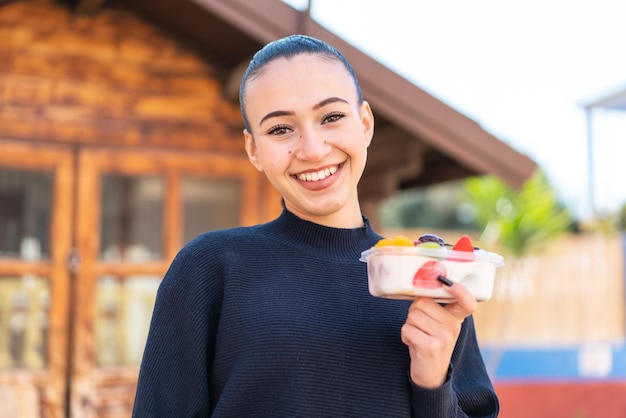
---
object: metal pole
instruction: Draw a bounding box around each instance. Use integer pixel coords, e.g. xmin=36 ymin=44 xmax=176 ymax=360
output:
xmin=586 ymin=107 xmax=596 ymax=219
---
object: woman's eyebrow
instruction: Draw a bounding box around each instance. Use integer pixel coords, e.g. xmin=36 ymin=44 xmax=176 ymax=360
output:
xmin=259 ymin=110 xmax=294 ymax=126
xmin=258 ymin=97 xmax=349 ymax=127
xmin=313 ymin=97 xmax=348 ymax=110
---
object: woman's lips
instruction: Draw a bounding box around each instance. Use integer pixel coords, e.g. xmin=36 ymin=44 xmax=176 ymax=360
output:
xmin=295 ymin=164 xmax=339 ymax=182
xmin=293 ymin=163 xmax=342 ymax=190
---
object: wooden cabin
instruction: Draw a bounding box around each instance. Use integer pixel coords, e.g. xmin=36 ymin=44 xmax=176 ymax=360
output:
xmin=0 ymin=0 xmax=535 ymax=416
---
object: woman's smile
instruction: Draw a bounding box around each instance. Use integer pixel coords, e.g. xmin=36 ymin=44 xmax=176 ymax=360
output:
xmin=294 ymin=163 xmax=340 ymax=182
xmin=293 ymin=162 xmax=343 ymax=191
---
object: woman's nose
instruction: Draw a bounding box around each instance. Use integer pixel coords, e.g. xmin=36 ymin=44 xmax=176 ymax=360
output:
xmin=295 ymin=128 xmax=331 ymax=161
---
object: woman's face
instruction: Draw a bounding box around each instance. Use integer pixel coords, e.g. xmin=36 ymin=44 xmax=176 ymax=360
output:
xmin=243 ymin=54 xmax=374 ymax=227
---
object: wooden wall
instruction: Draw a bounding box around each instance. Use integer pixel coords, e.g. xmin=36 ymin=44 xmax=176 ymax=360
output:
xmin=0 ymin=0 xmax=245 ymax=152
xmin=474 ymin=232 xmax=624 ymax=346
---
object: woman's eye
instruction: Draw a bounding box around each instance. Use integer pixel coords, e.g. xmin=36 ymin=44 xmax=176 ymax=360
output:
xmin=267 ymin=125 xmax=291 ymax=136
xmin=322 ymin=112 xmax=345 ymax=124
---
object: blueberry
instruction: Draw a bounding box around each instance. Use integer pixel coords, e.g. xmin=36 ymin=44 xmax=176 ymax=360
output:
xmin=417 ymin=233 xmax=445 ymax=246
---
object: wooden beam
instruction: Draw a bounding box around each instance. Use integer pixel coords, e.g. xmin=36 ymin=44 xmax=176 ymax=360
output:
xmin=223 ymin=59 xmax=250 ymax=103
xmin=358 ymin=125 xmax=429 ymax=203
xmin=75 ymin=0 xmax=107 ymax=14
xmin=366 ymin=126 xmax=425 ymax=177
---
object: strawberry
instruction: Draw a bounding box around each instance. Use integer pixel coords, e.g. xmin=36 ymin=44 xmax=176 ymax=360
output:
xmin=412 ymin=260 xmax=446 ymax=289
xmin=452 ymin=235 xmax=474 ymax=252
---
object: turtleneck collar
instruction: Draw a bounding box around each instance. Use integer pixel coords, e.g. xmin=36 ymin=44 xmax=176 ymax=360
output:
xmin=259 ymin=208 xmax=382 ymax=262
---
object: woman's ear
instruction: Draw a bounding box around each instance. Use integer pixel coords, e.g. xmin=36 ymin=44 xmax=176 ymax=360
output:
xmin=244 ymin=129 xmax=264 ymax=172
xmin=361 ymin=101 xmax=375 ymax=147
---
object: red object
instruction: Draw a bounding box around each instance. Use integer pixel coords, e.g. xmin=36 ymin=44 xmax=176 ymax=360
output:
xmin=412 ymin=260 xmax=446 ymax=288
xmin=452 ymin=235 xmax=474 ymax=252
xmin=495 ymin=381 xmax=626 ymax=418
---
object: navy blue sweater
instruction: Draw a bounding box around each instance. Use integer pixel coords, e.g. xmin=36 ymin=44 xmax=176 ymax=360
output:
xmin=132 ymin=209 xmax=499 ymax=417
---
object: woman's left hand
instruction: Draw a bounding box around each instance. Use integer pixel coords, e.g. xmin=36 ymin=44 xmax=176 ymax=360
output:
xmin=401 ymin=281 xmax=478 ymax=388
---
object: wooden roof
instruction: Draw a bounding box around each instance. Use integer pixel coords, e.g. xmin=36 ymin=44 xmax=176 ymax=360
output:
xmin=96 ymin=0 xmax=537 ymax=201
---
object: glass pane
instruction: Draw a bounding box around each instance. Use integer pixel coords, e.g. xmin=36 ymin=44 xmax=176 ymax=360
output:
xmin=100 ymin=175 xmax=164 ymax=262
xmin=0 ymin=275 xmax=49 ymax=370
xmin=0 ymin=168 xmax=53 ymax=259
xmin=181 ymin=176 xmax=241 ymax=244
xmin=94 ymin=275 xmax=160 ymax=367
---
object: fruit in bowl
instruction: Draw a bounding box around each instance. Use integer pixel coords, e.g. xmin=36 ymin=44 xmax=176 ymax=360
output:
xmin=360 ymin=234 xmax=504 ymax=302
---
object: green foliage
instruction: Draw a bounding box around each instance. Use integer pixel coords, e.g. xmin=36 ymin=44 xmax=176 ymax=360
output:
xmin=615 ymin=202 xmax=626 ymax=231
xmin=463 ymin=170 xmax=572 ymax=257
xmin=576 ymin=202 xmax=626 ymax=234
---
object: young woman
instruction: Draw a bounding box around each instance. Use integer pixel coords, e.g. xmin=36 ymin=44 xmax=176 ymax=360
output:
xmin=132 ymin=34 xmax=499 ymax=417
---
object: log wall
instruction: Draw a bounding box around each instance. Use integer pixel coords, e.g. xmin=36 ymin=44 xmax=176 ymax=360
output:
xmin=0 ymin=0 xmax=244 ymax=151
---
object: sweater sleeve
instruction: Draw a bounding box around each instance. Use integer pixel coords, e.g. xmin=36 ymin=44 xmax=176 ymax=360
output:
xmin=409 ymin=316 xmax=500 ymax=418
xmin=132 ymin=241 xmax=223 ymax=417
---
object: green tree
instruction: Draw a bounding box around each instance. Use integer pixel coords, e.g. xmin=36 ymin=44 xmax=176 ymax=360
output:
xmin=613 ymin=202 xmax=626 ymax=232
xmin=463 ymin=169 xmax=572 ymax=257
xmin=464 ymin=170 xmax=573 ymax=377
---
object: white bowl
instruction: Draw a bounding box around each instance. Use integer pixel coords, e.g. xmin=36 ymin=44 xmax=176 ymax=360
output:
xmin=360 ymin=246 xmax=504 ymax=302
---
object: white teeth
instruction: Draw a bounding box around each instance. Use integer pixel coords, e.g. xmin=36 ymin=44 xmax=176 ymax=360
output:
xmin=297 ymin=165 xmax=338 ymax=182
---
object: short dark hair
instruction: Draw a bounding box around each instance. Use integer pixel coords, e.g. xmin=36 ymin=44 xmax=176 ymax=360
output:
xmin=239 ymin=34 xmax=364 ymax=132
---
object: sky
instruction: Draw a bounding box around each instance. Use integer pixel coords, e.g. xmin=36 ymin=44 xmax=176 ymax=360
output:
xmin=283 ymin=0 xmax=626 ymax=220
